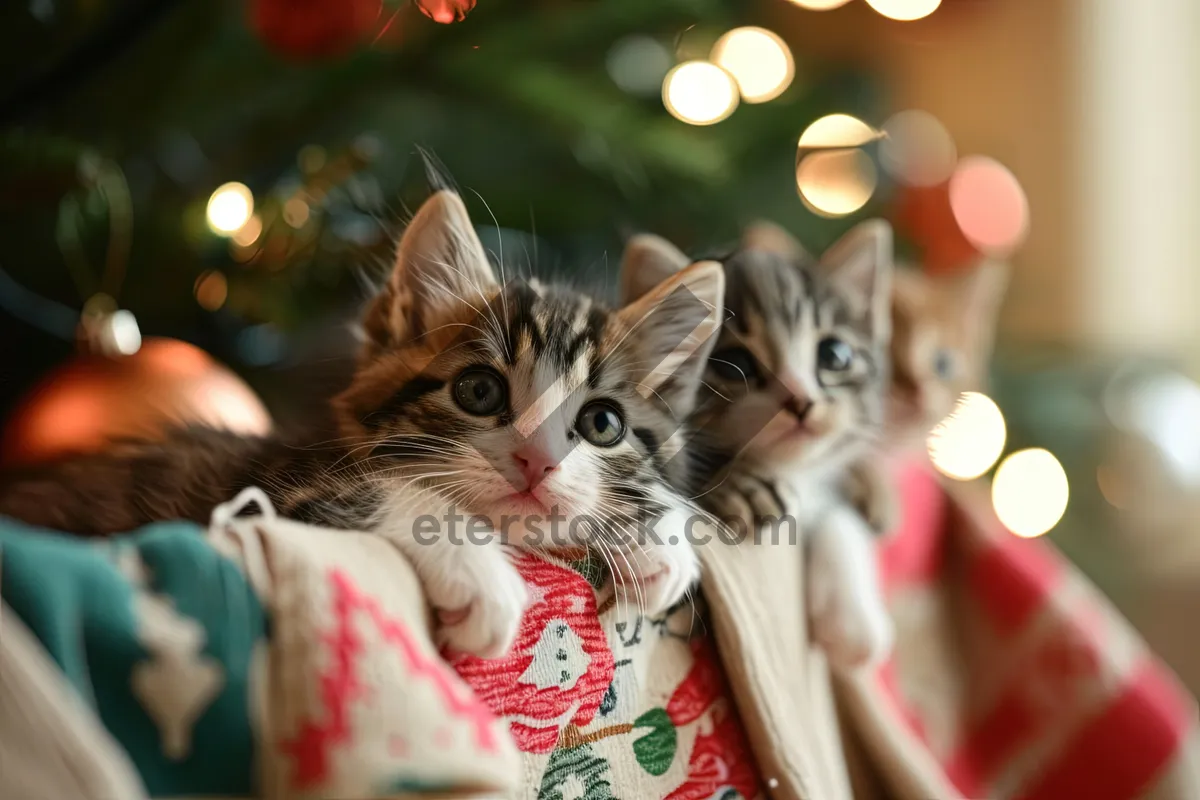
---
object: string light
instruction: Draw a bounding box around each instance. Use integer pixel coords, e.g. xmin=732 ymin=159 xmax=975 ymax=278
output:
xmin=880 ymin=110 xmax=957 ymax=187
xmin=231 ymin=214 xmax=263 ymax=247
xmin=106 ymin=310 xmax=142 ymax=356
xmin=283 ymin=197 xmax=311 ymax=228
xmin=194 ymin=270 xmax=228 ymax=311
xmin=206 ymin=182 xmax=254 ymax=235
xmin=992 ymin=449 xmax=1070 ymax=538
xmin=711 ymin=27 xmax=794 ymax=104
xmin=949 ymin=156 xmax=1030 ymax=256
xmin=797 ymin=150 xmax=877 ymax=218
xmin=927 ymin=392 xmax=1007 ymax=481
xmin=786 ymin=0 xmax=853 ymax=9
xmin=662 ymin=61 xmax=739 ymax=126
xmin=798 ymin=114 xmax=880 ymax=149
xmin=796 ymin=114 xmax=881 ymax=217
xmin=865 ymin=0 xmax=942 ymax=21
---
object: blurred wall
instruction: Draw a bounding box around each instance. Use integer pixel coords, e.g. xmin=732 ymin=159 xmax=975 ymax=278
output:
xmin=773 ymin=0 xmax=1200 ymax=362
xmin=1078 ymin=0 xmax=1200 ymax=366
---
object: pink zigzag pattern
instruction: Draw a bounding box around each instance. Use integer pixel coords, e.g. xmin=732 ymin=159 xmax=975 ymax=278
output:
xmin=280 ymin=568 xmax=500 ymax=789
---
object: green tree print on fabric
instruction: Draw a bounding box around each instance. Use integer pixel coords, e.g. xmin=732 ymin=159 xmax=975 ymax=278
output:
xmin=538 ymin=743 xmax=616 ymax=800
xmin=0 ymin=519 xmax=267 ymax=797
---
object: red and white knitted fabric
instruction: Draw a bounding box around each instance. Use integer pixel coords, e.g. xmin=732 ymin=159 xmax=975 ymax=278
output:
xmin=862 ymin=459 xmax=1197 ymax=800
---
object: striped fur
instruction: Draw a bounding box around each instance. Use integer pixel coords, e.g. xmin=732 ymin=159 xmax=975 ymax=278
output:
xmin=0 ymin=191 xmax=724 ymax=656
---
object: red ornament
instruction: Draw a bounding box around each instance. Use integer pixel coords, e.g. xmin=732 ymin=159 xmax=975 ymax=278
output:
xmin=415 ymin=0 xmax=476 ymax=24
xmin=250 ymin=0 xmax=380 ymax=60
xmin=1 ymin=338 xmax=272 ymax=468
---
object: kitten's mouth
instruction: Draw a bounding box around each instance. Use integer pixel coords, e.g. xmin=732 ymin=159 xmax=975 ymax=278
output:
xmin=505 ymin=489 xmax=550 ymax=512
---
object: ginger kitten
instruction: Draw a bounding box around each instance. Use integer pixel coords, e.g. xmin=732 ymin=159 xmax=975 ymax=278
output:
xmin=0 ymin=190 xmax=726 ymax=658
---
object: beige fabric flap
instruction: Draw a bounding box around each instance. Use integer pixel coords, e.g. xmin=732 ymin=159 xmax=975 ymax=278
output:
xmin=0 ymin=600 xmax=149 ymax=800
xmin=698 ymin=528 xmax=852 ymax=800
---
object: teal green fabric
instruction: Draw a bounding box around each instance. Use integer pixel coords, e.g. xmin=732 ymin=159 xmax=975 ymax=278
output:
xmin=0 ymin=517 xmax=268 ymax=797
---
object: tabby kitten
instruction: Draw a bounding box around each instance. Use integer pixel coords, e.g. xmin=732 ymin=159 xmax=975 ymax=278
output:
xmin=620 ymin=220 xmax=896 ymax=667
xmin=0 ymin=190 xmax=725 ymax=658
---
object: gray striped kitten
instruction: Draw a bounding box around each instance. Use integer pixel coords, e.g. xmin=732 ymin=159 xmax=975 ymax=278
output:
xmin=0 ymin=191 xmax=725 ymax=658
xmin=620 ymin=220 xmax=895 ymax=668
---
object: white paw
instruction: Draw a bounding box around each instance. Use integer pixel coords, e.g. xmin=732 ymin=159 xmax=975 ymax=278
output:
xmin=421 ymin=546 xmax=529 ymax=659
xmin=610 ymin=519 xmax=700 ymax=617
xmin=809 ymin=569 xmax=894 ymax=670
xmin=807 ymin=509 xmax=893 ymax=671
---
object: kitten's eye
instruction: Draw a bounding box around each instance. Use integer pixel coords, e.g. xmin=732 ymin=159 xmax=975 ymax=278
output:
xmin=933 ymin=349 xmax=956 ymax=379
xmin=710 ymin=347 xmax=759 ymax=382
xmin=576 ymin=402 xmax=626 ymax=447
xmin=452 ymin=368 xmax=507 ymax=416
xmin=817 ymin=337 xmax=854 ymax=372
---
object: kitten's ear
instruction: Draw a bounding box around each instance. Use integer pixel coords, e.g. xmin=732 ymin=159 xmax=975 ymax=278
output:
xmin=821 ymin=219 xmax=894 ymax=340
xmin=617 ymin=260 xmax=725 ymax=418
xmin=362 ymin=190 xmax=497 ymax=354
xmin=619 ymin=234 xmax=691 ymax=304
xmin=742 ymin=220 xmax=808 ymax=260
xmin=952 ymin=259 xmax=1010 ymax=353
xmin=891 ymin=263 xmax=928 ymax=315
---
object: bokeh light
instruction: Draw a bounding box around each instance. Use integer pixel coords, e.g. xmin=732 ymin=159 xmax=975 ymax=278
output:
xmin=206 ymin=182 xmax=254 ymax=235
xmin=795 ymin=114 xmax=881 ymax=217
xmin=194 ymin=270 xmax=228 ymax=311
xmin=992 ymin=449 xmax=1070 ymax=538
xmin=798 ymin=113 xmax=879 ymax=149
xmin=927 ymin=391 xmax=1007 ymax=480
xmin=711 ymin=27 xmax=794 ymax=104
xmin=949 ymin=156 xmax=1030 ymax=256
xmin=662 ymin=61 xmax=739 ymax=126
xmin=786 ymin=0 xmax=853 ymax=9
xmin=880 ymin=109 xmax=957 ymax=187
xmin=865 ymin=0 xmax=942 ymax=21
xmin=283 ymin=197 xmax=311 ymax=228
xmin=607 ymin=35 xmax=673 ymax=96
xmin=106 ymin=310 xmax=142 ymax=356
xmin=796 ymin=149 xmax=877 ymax=218
xmin=231 ymin=214 xmax=263 ymax=247
xmin=1126 ymin=373 xmax=1200 ymax=485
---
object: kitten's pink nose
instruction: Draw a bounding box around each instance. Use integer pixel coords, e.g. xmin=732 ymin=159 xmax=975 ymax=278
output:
xmin=513 ymin=447 xmax=557 ymax=488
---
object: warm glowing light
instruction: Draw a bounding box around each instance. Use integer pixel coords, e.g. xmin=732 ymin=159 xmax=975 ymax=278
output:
xmin=232 ymin=214 xmax=263 ymax=246
xmin=949 ymin=156 xmax=1030 ymax=256
xmin=711 ymin=27 xmax=794 ymax=104
xmin=798 ymin=114 xmax=880 ymax=149
xmin=416 ymin=0 xmax=477 ymax=24
xmin=107 ymin=310 xmax=142 ymax=356
xmin=927 ymin=392 xmax=1007 ymax=480
xmin=662 ymin=61 xmax=739 ymax=126
xmin=195 ymin=270 xmax=228 ymax=311
xmin=786 ymin=0 xmax=853 ymax=9
xmin=796 ymin=149 xmax=877 ymax=217
xmin=880 ymin=109 xmax=957 ymax=187
xmin=607 ymin=35 xmax=673 ymax=96
xmin=283 ymin=197 xmax=311 ymax=228
xmin=992 ymin=449 xmax=1069 ymax=538
xmin=1127 ymin=373 xmax=1200 ymax=484
xmin=206 ymin=182 xmax=254 ymax=235
xmin=865 ymin=0 xmax=942 ymax=21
